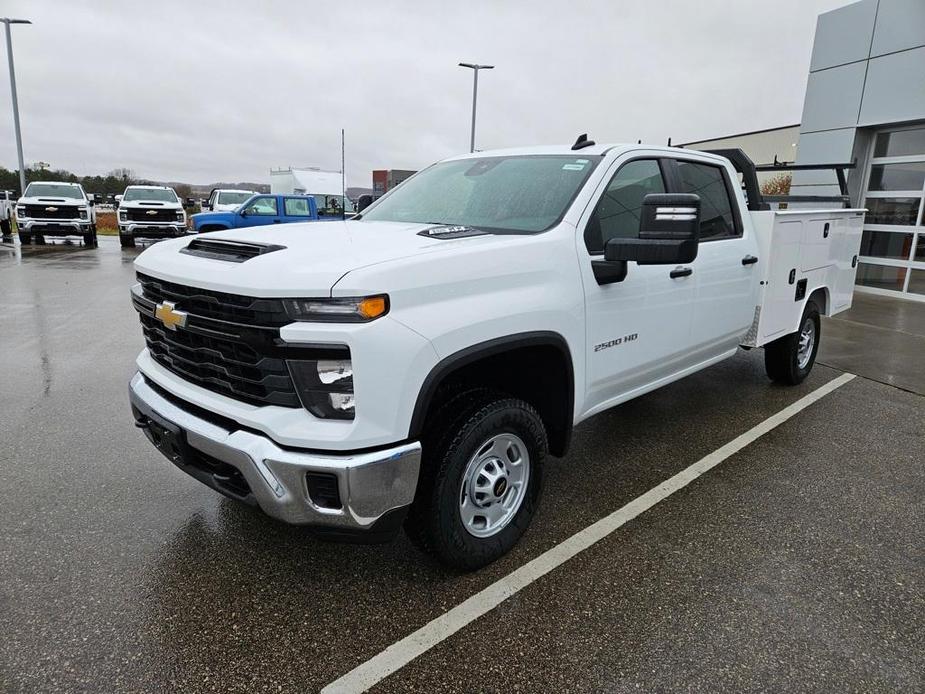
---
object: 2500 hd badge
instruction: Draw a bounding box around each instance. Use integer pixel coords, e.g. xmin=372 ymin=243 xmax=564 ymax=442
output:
xmin=594 ymin=333 xmax=639 ymax=352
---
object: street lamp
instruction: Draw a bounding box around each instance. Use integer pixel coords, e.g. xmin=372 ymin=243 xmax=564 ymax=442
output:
xmin=458 ymin=62 xmax=493 ymax=153
xmin=2 ymin=17 xmax=31 ymax=196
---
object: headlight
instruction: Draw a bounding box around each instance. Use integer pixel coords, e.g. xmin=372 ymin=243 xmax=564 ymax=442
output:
xmin=283 ymin=295 xmax=388 ymax=323
xmin=79 ymin=208 xmax=89 ymax=220
xmin=288 ymin=351 xmax=355 ymax=420
xmin=175 ymin=210 xmax=184 ymax=222
xmin=119 ymin=210 xmax=127 ymax=221
xmin=16 ymin=206 xmax=25 ymax=217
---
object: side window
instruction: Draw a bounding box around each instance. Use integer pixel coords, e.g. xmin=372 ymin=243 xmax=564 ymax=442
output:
xmin=584 ymin=159 xmax=665 ymax=254
xmin=284 ymin=197 xmax=312 ymax=216
xmin=676 ymin=161 xmax=739 ymax=240
xmin=246 ymin=196 xmax=278 ymax=216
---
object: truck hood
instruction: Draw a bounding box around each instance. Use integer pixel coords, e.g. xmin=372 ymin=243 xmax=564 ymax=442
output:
xmin=120 ymin=200 xmax=183 ymax=210
xmin=191 ymin=210 xmax=235 ymax=226
xmin=134 ymin=220 xmax=513 ymax=296
xmin=16 ymin=196 xmax=87 ymax=207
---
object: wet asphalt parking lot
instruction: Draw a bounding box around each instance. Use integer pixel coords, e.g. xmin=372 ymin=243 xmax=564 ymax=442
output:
xmin=1 ymin=237 xmax=923 ymax=693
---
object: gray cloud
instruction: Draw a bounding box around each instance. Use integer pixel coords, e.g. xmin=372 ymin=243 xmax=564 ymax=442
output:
xmin=0 ymin=0 xmax=847 ymax=187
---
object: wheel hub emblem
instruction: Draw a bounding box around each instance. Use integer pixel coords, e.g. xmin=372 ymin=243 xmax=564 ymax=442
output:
xmin=493 ymin=478 xmax=507 ymax=497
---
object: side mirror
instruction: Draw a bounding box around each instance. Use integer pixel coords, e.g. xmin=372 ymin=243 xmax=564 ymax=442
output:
xmin=356 ymin=194 xmax=373 ymax=213
xmin=239 ymin=208 xmax=248 ymax=217
xmin=605 ymin=194 xmax=700 ymax=265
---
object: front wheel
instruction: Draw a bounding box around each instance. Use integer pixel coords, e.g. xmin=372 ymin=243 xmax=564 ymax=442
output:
xmin=18 ymin=231 xmax=32 ymax=245
xmin=406 ymin=393 xmax=546 ymax=571
xmin=764 ymin=300 xmax=821 ymax=385
xmin=119 ymin=233 xmax=135 ymax=248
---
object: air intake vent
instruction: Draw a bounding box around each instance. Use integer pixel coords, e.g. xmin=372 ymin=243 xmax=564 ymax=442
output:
xmin=180 ymin=238 xmax=285 ymax=263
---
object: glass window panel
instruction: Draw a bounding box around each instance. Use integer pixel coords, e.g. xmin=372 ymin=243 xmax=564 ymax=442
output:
xmin=855 ymin=263 xmax=907 ymax=291
xmin=868 ymin=163 xmax=925 ymax=191
xmin=860 ymin=230 xmax=913 ymax=259
xmin=874 ymin=128 xmax=925 ymax=158
xmin=585 ymin=159 xmax=665 ymax=253
xmin=676 ymin=161 xmax=739 ymax=240
xmin=915 ymin=234 xmax=925 ymax=261
xmin=908 ymin=270 xmax=925 ymax=296
xmin=863 ymin=197 xmax=921 ymax=225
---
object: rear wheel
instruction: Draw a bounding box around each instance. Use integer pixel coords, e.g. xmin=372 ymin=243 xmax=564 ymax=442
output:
xmin=406 ymin=391 xmax=546 ymax=571
xmin=764 ymin=300 xmax=821 ymax=385
xmin=119 ymin=233 xmax=135 ymax=248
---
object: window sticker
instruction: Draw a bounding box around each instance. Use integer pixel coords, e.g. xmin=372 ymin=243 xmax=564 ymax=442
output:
xmin=562 ymin=163 xmax=586 ymax=171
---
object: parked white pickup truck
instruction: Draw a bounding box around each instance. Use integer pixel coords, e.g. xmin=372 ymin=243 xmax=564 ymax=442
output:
xmin=1 ymin=190 xmax=14 ymax=240
xmin=118 ymin=185 xmax=189 ymax=248
xmin=16 ymin=181 xmax=98 ymax=247
xmin=128 ymin=141 xmax=864 ymax=569
xmin=203 ymin=188 xmax=258 ymax=213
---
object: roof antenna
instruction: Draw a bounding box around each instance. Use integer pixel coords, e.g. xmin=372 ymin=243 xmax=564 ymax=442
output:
xmin=571 ymin=133 xmax=596 ymax=151
xmin=637 ymin=139 xmax=642 ymax=144
xmin=667 ymin=137 xmax=672 ymax=147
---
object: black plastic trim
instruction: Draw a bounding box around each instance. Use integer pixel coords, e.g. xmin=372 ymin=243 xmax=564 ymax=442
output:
xmin=408 ymin=331 xmax=574 ymax=454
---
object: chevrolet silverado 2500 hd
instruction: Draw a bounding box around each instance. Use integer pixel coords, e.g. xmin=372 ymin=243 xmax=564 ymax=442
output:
xmin=129 ymin=142 xmax=864 ymax=570
xmin=118 ymin=185 xmax=189 ymax=248
xmin=203 ymin=188 xmax=258 ymax=213
xmin=16 ymin=182 xmax=98 ymax=247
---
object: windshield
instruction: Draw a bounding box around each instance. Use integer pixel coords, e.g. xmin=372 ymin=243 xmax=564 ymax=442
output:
xmin=123 ymin=187 xmax=178 ymax=203
xmin=217 ymin=191 xmax=253 ymax=205
xmin=23 ymin=183 xmax=84 ymax=200
xmin=360 ymin=155 xmax=598 ymax=233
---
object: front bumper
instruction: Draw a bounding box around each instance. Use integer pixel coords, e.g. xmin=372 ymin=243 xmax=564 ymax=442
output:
xmin=119 ymin=223 xmax=189 ymax=237
xmin=129 ymin=372 xmax=421 ymax=534
xmin=19 ymin=220 xmax=91 ymax=233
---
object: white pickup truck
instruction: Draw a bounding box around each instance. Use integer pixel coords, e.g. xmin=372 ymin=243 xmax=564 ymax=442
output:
xmin=15 ymin=181 xmax=98 ymax=247
xmin=128 ymin=141 xmax=864 ymax=570
xmin=118 ymin=185 xmax=189 ymax=248
xmin=1 ymin=190 xmax=14 ymax=240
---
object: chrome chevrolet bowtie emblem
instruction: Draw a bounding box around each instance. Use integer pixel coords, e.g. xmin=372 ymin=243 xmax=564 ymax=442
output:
xmin=145 ymin=209 xmax=158 ymax=215
xmin=45 ymin=206 xmax=58 ymax=212
xmin=154 ymin=301 xmax=187 ymax=331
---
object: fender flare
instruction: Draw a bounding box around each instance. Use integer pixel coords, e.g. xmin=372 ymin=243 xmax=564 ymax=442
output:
xmin=407 ymin=330 xmax=575 ymax=452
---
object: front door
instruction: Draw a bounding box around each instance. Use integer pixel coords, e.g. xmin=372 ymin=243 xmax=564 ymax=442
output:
xmin=577 ymin=156 xmax=699 ymax=417
xmin=240 ymin=195 xmax=281 ymax=227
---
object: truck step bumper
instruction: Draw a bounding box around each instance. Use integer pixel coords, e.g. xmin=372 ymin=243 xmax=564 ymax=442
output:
xmin=129 ymin=372 xmax=421 ymax=534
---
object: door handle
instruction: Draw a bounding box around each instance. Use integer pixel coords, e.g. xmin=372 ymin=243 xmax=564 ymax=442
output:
xmin=742 ymin=255 xmax=759 ymax=266
xmin=669 ymin=267 xmax=693 ymax=279
xmin=273 ymin=219 xmax=282 ymax=223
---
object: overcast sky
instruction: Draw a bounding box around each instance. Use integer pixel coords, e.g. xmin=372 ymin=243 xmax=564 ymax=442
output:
xmin=1 ymin=0 xmax=848 ymax=187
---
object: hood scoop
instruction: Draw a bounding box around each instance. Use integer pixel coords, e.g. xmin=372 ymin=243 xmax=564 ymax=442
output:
xmin=37 ymin=198 xmax=70 ymax=203
xmin=180 ymin=238 xmax=286 ymax=263
xmin=417 ymin=225 xmax=489 ymax=240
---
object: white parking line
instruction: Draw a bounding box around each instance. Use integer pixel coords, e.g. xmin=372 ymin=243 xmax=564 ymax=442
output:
xmin=322 ymin=372 xmax=857 ymax=694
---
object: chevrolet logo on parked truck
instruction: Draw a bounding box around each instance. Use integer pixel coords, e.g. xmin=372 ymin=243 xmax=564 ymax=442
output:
xmin=154 ymin=301 xmax=187 ymax=330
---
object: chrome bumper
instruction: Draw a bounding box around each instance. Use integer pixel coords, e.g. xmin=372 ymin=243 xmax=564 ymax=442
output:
xmin=129 ymin=372 xmax=421 ymax=532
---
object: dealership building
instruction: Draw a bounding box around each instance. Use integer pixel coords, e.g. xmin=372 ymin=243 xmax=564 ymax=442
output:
xmin=685 ymin=0 xmax=925 ymax=302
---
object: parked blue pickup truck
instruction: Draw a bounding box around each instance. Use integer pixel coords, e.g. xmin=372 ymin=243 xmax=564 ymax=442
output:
xmin=191 ymin=194 xmax=345 ymax=232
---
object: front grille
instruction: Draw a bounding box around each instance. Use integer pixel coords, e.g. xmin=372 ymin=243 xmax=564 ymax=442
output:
xmin=137 ymin=273 xmax=291 ymax=327
xmin=127 ymin=208 xmax=178 ymax=222
xmin=139 ymin=313 xmax=301 ymax=407
xmin=23 ymin=204 xmax=81 ymax=219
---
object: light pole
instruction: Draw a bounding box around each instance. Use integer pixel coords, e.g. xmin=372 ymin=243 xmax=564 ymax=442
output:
xmin=458 ymin=62 xmax=493 ymax=153
xmin=2 ymin=17 xmax=30 ymax=196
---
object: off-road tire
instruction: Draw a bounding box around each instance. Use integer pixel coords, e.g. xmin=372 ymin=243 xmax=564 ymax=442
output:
xmin=405 ymin=391 xmax=546 ymax=571
xmin=119 ymin=233 xmax=136 ymax=248
xmin=764 ymin=300 xmax=821 ymax=385
xmin=18 ymin=232 xmax=31 ymax=246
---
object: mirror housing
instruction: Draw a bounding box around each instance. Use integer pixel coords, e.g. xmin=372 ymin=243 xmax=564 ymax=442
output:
xmin=605 ymin=193 xmax=701 ymax=265
xmin=356 ymin=194 xmax=374 ymax=213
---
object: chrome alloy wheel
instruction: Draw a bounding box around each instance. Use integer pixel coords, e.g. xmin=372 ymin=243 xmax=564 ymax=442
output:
xmin=797 ymin=316 xmax=816 ymax=370
xmin=459 ymin=433 xmax=530 ymax=538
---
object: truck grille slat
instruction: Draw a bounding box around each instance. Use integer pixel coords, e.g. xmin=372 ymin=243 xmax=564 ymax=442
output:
xmin=137 ymin=273 xmax=291 ymax=327
xmin=23 ymin=204 xmax=81 ymax=219
xmin=136 ymin=274 xmax=303 ymax=408
xmin=126 ymin=208 xmax=178 ymax=222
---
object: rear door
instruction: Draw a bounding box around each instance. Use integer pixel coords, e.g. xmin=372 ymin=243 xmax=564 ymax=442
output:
xmin=667 ymin=157 xmax=760 ymax=357
xmin=282 ymin=196 xmax=316 ymax=223
xmin=577 ymin=155 xmax=698 ymax=416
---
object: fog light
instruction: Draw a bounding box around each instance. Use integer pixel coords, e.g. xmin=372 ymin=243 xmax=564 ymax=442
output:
xmin=328 ymin=392 xmax=355 ymax=415
xmin=317 ymin=360 xmax=353 ymax=385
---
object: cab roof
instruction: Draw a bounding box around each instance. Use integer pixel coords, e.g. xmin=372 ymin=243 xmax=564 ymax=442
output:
xmin=443 ymin=143 xmax=730 ymax=164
